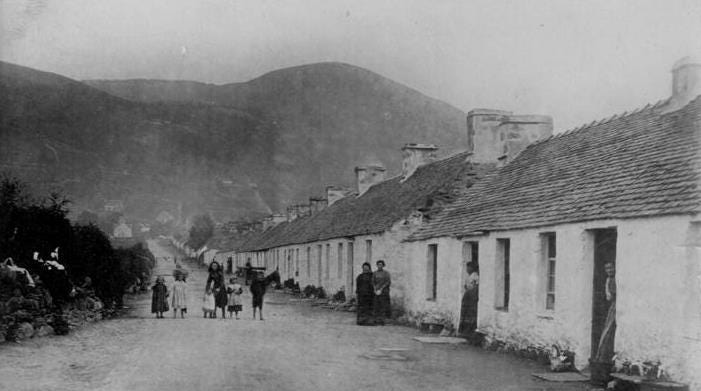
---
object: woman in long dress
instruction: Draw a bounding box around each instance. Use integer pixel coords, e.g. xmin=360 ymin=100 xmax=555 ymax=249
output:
xmin=460 ymin=262 xmax=479 ymax=334
xmin=171 ymin=273 xmax=187 ymax=318
xmin=206 ymin=261 xmax=227 ymax=319
xmin=355 ymin=262 xmax=374 ymax=325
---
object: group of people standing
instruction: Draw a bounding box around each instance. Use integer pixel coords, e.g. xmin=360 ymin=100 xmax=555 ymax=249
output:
xmin=355 ymin=259 xmax=391 ymax=326
xmin=151 ymin=260 xmax=267 ymax=321
xmin=202 ymin=261 xmax=246 ymax=320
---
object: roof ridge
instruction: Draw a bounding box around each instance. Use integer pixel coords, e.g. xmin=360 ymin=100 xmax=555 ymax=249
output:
xmin=370 ymin=150 xmax=473 ymax=188
xmin=527 ymin=97 xmax=670 ymax=148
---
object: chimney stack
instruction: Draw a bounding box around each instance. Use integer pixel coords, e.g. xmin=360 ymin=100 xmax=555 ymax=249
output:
xmin=309 ymin=197 xmax=328 ymax=213
xmin=355 ymin=165 xmax=386 ymax=196
xmin=401 ymin=144 xmax=438 ymax=179
xmin=467 ymin=109 xmax=553 ymax=165
xmin=262 ymin=213 xmax=287 ymax=230
xmin=665 ymin=56 xmax=701 ymax=112
xmin=326 ymin=186 xmax=352 ymax=206
xmin=296 ymin=203 xmax=311 ymax=218
xmin=262 ymin=216 xmax=273 ymax=231
xmin=286 ymin=205 xmax=299 ymax=222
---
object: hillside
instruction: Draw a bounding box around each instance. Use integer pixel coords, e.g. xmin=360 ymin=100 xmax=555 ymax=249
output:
xmin=2 ymin=61 xmax=468 ymax=226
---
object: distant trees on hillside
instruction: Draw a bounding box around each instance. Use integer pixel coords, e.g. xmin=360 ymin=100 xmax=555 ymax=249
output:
xmin=188 ymin=213 xmax=214 ymax=250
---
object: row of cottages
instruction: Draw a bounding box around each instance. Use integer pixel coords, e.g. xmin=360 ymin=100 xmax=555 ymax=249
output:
xmin=170 ymin=234 xmax=196 ymax=258
xmin=405 ymin=58 xmax=701 ymax=386
xmin=236 ymin=142 xmax=508 ymax=310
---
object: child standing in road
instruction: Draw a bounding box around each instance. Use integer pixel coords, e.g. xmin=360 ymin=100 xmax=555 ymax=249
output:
xmin=151 ymin=276 xmax=169 ymax=319
xmin=171 ymin=273 xmax=187 ymax=318
xmin=226 ymin=277 xmax=243 ymax=319
xmin=202 ymin=289 xmax=215 ymax=318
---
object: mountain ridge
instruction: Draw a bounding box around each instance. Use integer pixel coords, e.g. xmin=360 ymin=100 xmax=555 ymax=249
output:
xmin=2 ymin=60 xmax=468 ymax=227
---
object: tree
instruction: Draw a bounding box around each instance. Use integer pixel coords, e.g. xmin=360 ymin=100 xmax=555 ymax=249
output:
xmin=76 ymin=210 xmax=99 ymax=226
xmin=188 ymin=214 xmax=214 ymax=249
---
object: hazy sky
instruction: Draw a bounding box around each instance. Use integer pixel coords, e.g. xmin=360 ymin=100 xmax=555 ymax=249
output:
xmin=2 ymin=0 xmax=700 ymax=131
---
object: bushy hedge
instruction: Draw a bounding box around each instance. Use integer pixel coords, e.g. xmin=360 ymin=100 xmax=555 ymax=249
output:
xmin=0 ymin=175 xmax=155 ymax=308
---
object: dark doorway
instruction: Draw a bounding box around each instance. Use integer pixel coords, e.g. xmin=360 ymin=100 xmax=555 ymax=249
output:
xmin=590 ymin=228 xmax=617 ymax=361
xmin=459 ymin=242 xmax=479 ymax=335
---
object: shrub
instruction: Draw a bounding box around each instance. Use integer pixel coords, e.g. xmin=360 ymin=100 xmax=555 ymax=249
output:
xmin=303 ymin=285 xmax=316 ymax=298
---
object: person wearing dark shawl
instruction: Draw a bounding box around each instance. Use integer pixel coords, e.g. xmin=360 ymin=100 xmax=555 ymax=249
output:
xmin=250 ymin=272 xmax=266 ymax=320
xmin=151 ymin=276 xmax=169 ymax=318
xmin=372 ymin=260 xmax=391 ymax=325
xmin=206 ymin=261 xmax=227 ymax=319
xmin=356 ymin=262 xmax=375 ymax=325
xmin=460 ymin=262 xmax=479 ymax=334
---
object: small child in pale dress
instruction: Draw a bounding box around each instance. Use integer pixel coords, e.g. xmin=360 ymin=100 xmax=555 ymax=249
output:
xmin=171 ymin=273 xmax=187 ymax=318
xmin=226 ymin=277 xmax=243 ymax=319
xmin=202 ymin=289 xmax=215 ymax=318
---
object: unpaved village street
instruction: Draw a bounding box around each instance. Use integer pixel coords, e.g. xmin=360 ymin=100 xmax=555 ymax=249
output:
xmin=0 ymin=240 xmax=589 ymax=391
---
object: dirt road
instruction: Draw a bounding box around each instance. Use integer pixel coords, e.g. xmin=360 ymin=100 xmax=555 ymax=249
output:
xmin=0 ymin=240 xmax=589 ymax=391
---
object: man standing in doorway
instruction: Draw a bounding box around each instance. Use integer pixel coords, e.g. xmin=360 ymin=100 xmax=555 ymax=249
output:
xmin=373 ymin=260 xmax=391 ymax=325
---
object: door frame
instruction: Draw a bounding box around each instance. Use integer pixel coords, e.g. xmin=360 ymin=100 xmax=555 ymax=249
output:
xmin=588 ymin=227 xmax=617 ymax=360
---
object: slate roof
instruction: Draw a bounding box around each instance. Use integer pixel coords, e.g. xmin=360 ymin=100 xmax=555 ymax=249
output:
xmin=408 ymin=97 xmax=701 ymax=241
xmin=237 ymin=151 xmax=494 ymax=252
xmin=206 ymin=234 xmax=251 ymax=252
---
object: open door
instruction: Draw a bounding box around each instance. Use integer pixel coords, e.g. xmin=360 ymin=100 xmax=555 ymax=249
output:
xmin=459 ymin=241 xmax=479 ymax=335
xmin=590 ymin=228 xmax=617 ymax=362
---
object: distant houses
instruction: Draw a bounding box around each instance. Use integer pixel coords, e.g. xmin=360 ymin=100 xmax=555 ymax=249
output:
xmin=113 ymin=220 xmax=133 ymax=239
xmin=230 ymin=56 xmax=701 ymax=387
xmin=104 ymin=200 xmax=125 ymax=213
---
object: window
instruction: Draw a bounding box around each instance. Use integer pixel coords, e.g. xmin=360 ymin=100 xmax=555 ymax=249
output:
xmin=295 ymin=248 xmax=299 ymax=277
xmin=337 ymin=243 xmax=344 ymax=279
xmin=325 ymin=244 xmax=331 ymax=280
xmin=542 ymin=233 xmax=556 ymax=310
xmin=306 ymin=247 xmax=311 ymax=277
xmin=317 ymin=245 xmax=323 ymax=285
xmin=365 ymin=239 xmax=373 ymax=263
xmin=287 ymin=250 xmax=292 ymax=276
xmin=426 ymin=244 xmax=438 ymax=300
xmin=347 ymin=242 xmax=354 ymax=291
xmin=495 ymin=239 xmax=510 ymax=310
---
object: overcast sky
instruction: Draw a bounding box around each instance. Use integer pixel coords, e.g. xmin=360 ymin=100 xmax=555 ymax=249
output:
xmin=2 ymin=0 xmax=700 ymax=131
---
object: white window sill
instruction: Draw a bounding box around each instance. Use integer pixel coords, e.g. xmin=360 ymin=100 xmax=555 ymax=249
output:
xmin=536 ymin=312 xmax=555 ymax=320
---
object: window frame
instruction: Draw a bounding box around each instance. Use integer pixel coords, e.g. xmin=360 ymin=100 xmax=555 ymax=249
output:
xmin=426 ymin=244 xmax=438 ymax=301
xmin=495 ymin=238 xmax=510 ymax=311
xmin=325 ymin=243 xmax=331 ymax=280
xmin=337 ymin=243 xmax=344 ymax=279
xmin=542 ymin=232 xmax=557 ymax=311
xmin=365 ymin=239 xmax=373 ymax=264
